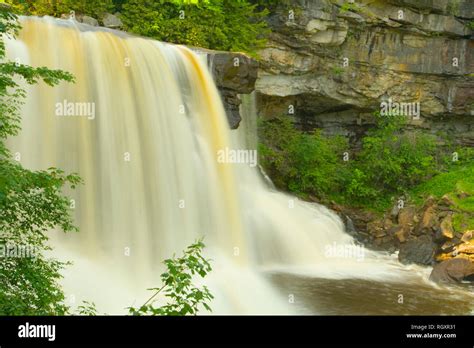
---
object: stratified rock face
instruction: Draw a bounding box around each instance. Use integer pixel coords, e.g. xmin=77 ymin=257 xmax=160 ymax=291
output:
xmin=256 ymin=0 xmax=474 ymax=145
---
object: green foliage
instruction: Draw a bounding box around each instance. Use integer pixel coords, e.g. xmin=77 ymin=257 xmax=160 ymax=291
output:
xmin=332 ymin=66 xmax=344 ymax=76
xmin=6 ymin=0 xmax=270 ymax=56
xmin=410 ymin=162 xmax=474 ymax=234
xmin=340 ymin=1 xmax=361 ymax=13
xmin=0 ymin=5 xmax=79 ymax=315
xmin=258 ymin=112 xmax=468 ymax=212
xmin=76 ymin=301 xmax=99 ymax=315
xmin=452 ymin=213 xmax=474 ymax=232
xmin=7 ymin=0 xmax=114 ymax=18
xmin=258 ymin=116 xmax=348 ymax=198
xmin=129 ymin=239 xmax=213 ymax=316
xmin=410 ymin=162 xmax=474 ymax=203
xmin=120 ymin=0 xmax=269 ymax=56
xmin=411 ymin=159 xmax=474 ymax=197
xmin=345 ymin=113 xmax=438 ymax=208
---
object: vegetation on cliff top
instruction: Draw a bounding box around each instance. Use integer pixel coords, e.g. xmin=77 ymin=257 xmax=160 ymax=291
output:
xmin=6 ymin=0 xmax=270 ymax=57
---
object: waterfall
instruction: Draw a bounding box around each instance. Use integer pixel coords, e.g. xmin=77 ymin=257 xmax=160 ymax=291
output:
xmin=5 ymin=16 xmax=437 ymax=314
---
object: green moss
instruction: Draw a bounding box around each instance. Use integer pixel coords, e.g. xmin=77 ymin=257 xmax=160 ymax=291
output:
xmin=452 ymin=213 xmax=474 ymax=233
xmin=468 ymin=20 xmax=474 ymax=30
xmin=332 ymin=66 xmax=345 ymax=75
xmin=447 ymin=0 xmax=461 ymax=16
xmin=410 ymin=163 xmax=474 ymax=233
xmin=340 ymin=2 xmax=361 ymax=13
xmin=410 ymin=163 xmax=474 ymax=200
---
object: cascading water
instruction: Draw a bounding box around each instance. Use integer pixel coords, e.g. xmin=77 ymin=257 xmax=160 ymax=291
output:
xmin=5 ymin=17 xmax=474 ymax=315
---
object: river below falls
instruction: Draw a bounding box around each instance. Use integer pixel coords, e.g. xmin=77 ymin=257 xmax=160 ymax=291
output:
xmin=269 ymin=273 xmax=474 ymax=315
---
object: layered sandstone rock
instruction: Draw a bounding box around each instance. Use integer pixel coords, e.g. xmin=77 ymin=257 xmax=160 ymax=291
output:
xmin=255 ymin=0 xmax=474 ymax=145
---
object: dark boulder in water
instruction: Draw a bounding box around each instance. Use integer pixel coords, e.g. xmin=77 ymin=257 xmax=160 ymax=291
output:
xmin=398 ymin=235 xmax=437 ymax=265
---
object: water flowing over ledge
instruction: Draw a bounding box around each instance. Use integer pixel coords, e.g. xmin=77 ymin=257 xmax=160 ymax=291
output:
xmin=5 ymin=16 xmax=474 ymax=315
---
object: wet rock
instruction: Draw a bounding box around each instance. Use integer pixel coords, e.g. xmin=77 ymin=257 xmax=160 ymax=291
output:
xmin=429 ymin=258 xmax=474 ymax=284
xmin=103 ymin=13 xmax=123 ymax=29
xmin=441 ymin=240 xmax=456 ymax=252
xmin=344 ymin=215 xmax=357 ymax=237
xmin=398 ymin=206 xmax=416 ymax=227
xmin=367 ymin=220 xmax=384 ymax=237
xmin=394 ymin=226 xmax=409 ymax=243
xmin=461 ymin=230 xmax=474 ymax=242
xmin=399 ymin=235 xmax=437 ymax=265
xmin=210 ymin=53 xmax=258 ymax=94
xmin=440 ymin=214 xmax=454 ymax=240
xmin=456 ymin=240 xmax=474 ymax=254
xmin=82 ymin=16 xmax=99 ymax=27
xmin=207 ymin=52 xmax=258 ymax=129
xmin=416 ymin=206 xmax=438 ymax=235
xmin=186 ymin=49 xmax=259 ymax=129
xmin=220 ymin=88 xmax=242 ymax=129
xmin=390 ymin=204 xmax=400 ymax=221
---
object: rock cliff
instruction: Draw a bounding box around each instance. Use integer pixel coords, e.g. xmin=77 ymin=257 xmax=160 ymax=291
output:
xmin=255 ymin=0 xmax=474 ymax=146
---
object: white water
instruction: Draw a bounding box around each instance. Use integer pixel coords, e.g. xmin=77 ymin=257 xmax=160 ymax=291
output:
xmin=5 ymin=17 xmax=466 ymax=315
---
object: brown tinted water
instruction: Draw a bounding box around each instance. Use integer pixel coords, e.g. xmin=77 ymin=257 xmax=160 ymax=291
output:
xmin=270 ymin=273 xmax=474 ymax=315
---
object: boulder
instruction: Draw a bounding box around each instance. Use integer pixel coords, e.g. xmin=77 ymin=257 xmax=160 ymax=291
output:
xmin=399 ymin=235 xmax=437 ymax=265
xmin=398 ymin=206 xmax=416 ymax=227
xmin=394 ymin=226 xmax=409 ymax=243
xmin=439 ymin=214 xmax=454 ymax=240
xmin=416 ymin=206 xmax=438 ymax=235
xmin=207 ymin=52 xmax=258 ymax=129
xmin=103 ymin=13 xmax=123 ymax=29
xmin=456 ymin=240 xmax=474 ymax=254
xmin=429 ymin=258 xmax=474 ymax=284
xmin=390 ymin=204 xmax=400 ymax=221
xmin=82 ymin=16 xmax=99 ymax=27
xmin=367 ymin=220 xmax=384 ymax=237
xmin=461 ymin=230 xmax=474 ymax=242
xmin=210 ymin=53 xmax=258 ymax=94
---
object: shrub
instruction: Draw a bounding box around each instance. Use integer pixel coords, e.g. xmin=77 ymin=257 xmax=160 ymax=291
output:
xmin=129 ymin=239 xmax=213 ymax=316
xmin=346 ymin=113 xmax=439 ymax=207
xmin=0 ymin=5 xmax=79 ymax=315
xmin=259 ymin=116 xmax=348 ymax=198
xmin=258 ymin=112 xmax=454 ymax=212
xmin=120 ymin=0 xmax=269 ymax=56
